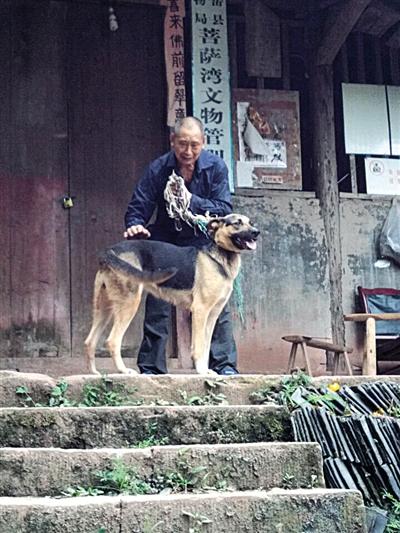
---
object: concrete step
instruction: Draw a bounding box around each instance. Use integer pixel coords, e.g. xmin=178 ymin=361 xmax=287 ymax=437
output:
xmin=3 ymin=371 xmax=399 ymax=408
xmin=0 ymin=442 xmax=324 ymax=497
xmin=0 ymin=405 xmax=292 ymax=448
xmin=0 ymin=489 xmax=366 ymax=533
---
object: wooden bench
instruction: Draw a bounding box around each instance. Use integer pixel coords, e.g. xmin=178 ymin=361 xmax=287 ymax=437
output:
xmin=282 ymin=335 xmax=353 ymax=376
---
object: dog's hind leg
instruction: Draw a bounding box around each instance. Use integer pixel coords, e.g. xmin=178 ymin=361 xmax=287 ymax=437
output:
xmin=191 ymin=309 xmax=217 ymax=375
xmin=85 ymin=273 xmax=113 ymax=375
xmin=105 ymin=287 xmax=143 ymax=374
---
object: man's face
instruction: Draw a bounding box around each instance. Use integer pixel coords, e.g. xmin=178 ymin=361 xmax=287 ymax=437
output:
xmin=170 ymin=126 xmax=205 ymax=171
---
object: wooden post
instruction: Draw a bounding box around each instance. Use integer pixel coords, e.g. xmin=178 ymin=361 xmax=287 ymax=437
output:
xmin=364 ymin=317 xmax=377 ymax=375
xmin=311 ymin=62 xmax=345 ymax=348
xmin=281 ymin=21 xmax=291 ymax=90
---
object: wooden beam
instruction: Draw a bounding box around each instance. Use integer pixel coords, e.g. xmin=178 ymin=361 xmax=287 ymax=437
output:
xmin=386 ymin=25 xmax=400 ymax=49
xmin=390 ymin=47 xmax=400 ymax=85
xmin=244 ymin=0 xmax=281 ymax=78
xmin=317 ymin=0 xmax=372 ymax=66
xmin=355 ymin=32 xmax=366 ymax=82
xmin=281 ymin=21 xmax=291 ymax=89
xmin=355 ymin=0 xmax=400 ymax=37
xmin=372 ymin=36 xmax=383 ymax=84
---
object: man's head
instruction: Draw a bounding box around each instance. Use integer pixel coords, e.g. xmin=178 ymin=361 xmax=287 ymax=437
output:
xmin=170 ymin=117 xmax=205 ymax=171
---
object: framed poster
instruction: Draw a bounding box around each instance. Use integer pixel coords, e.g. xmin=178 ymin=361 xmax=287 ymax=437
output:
xmin=232 ymin=89 xmax=302 ymax=189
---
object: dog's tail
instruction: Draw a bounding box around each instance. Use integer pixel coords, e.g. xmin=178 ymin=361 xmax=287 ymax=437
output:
xmin=100 ymin=250 xmax=177 ymax=284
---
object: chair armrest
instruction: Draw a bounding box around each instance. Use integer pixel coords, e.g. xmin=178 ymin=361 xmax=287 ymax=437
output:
xmin=344 ymin=313 xmax=400 ymax=322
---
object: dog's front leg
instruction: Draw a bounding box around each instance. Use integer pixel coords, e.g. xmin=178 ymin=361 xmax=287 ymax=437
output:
xmin=191 ymin=310 xmax=217 ymax=375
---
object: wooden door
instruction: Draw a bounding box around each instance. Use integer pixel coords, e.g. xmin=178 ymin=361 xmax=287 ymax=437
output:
xmin=67 ymin=3 xmax=168 ymax=360
xmin=0 ymin=0 xmax=71 ymax=359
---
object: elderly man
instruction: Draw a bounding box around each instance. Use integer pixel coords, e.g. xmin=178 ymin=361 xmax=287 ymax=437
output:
xmin=124 ymin=116 xmax=238 ymax=375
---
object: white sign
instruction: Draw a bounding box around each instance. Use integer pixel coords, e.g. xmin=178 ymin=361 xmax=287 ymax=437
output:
xmin=365 ymin=157 xmax=400 ymax=195
xmin=191 ymin=0 xmax=233 ymax=190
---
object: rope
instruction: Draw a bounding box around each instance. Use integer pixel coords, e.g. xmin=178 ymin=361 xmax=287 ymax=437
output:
xmin=164 ymin=170 xmax=245 ymax=324
xmin=164 ymin=170 xmax=209 ymax=235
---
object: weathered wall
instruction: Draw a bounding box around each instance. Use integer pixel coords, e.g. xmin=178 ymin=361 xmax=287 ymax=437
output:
xmin=233 ymin=193 xmax=331 ymax=374
xmin=233 ymin=193 xmax=400 ymax=375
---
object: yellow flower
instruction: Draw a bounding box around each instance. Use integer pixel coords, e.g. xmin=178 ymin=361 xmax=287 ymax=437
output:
xmin=327 ymin=382 xmax=340 ymax=392
xmin=372 ymin=408 xmax=385 ymax=417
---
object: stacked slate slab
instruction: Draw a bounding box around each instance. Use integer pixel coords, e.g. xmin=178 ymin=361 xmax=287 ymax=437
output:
xmin=291 ymin=381 xmax=400 ymax=507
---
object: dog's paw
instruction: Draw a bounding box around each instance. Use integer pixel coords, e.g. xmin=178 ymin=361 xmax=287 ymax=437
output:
xmin=124 ymin=367 xmax=138 ymax=375
xmin=194 ymin=363 xmax=216 ymax=375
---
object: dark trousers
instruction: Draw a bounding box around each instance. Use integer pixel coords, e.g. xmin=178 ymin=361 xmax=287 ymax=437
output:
xmin=137 ymin=293 xmax=238 ymax=374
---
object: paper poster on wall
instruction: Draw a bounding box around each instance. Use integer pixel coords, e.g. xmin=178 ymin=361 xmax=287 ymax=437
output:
xmin=365 ymin=157 xmax=400 ymax=195
xmin=232 ymin=89 xmax=302 ymax=189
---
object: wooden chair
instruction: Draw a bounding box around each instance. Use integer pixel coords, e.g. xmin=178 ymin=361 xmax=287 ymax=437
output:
xmin=344 ymin=287 xmax=400 ymax=375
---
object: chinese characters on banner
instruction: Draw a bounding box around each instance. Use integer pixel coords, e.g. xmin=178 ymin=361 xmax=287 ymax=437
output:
xmin=191 ymin=0 xmax=234 ymax=190
xmin=164 ymin=0 xmax=186 ymax=127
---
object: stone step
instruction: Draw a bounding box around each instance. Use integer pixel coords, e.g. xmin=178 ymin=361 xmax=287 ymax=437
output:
xmin=2 ymin=371 xmax=400 ymax=408
xmin=0 ymin=405 xmax=291 ymax=448
xmin=0 ymin=489 xmax=367 ymax=533
xmin=0 ymin=442 xmax=324 ymax=497
xmin=0 ymin=371 xmax=274 ymax=407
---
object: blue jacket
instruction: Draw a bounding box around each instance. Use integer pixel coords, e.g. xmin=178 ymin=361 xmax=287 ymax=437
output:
xmin=125 ymin=150 xmax=233 ymax=246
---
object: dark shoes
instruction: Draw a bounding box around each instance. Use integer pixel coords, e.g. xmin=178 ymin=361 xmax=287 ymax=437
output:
xmin=216 ymin=367 xmax=239 ymax=376
xmin=140 ymin=368 xmax=239 ymax=375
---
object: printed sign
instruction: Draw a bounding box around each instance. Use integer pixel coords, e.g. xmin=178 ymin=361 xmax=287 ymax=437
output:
xmin=365 ymin=157 xmax=400 ymax=195
xmin=191 ymin=0 xmax=233 ymax=189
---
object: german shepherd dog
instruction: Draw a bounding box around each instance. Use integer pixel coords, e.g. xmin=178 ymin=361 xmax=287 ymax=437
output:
xmin=84 ymin=214 xmax=259 ymax=375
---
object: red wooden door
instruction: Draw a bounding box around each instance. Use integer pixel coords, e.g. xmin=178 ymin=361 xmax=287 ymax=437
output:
xmin=0 ymin=1 xmax=71 ymax=360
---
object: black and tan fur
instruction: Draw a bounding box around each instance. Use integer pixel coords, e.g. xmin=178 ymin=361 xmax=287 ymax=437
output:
xmin=84 ymin=214 xmax=259 ymax=375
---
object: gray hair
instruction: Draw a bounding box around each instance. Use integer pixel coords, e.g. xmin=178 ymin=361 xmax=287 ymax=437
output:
xmin=174 ymin=116 xmax=204 ymax=136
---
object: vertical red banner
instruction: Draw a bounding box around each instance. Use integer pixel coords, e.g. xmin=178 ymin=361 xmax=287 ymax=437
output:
xmin=164 ymin=0 xmax=187 ymax=127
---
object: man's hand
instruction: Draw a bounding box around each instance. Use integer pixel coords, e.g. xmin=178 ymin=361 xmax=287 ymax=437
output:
xmin=124 ymin=225 xmax=151 ymax=239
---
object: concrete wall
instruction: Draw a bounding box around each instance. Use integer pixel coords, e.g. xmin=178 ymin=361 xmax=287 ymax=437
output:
xmin=233 ymin=193 xmax=400 ymax=375
xmin=341 ymin=195 xmax=400 ymax=371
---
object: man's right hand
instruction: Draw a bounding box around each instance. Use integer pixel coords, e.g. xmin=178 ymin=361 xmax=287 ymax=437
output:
xmin=124 ymin=225 xmax=151 ymax=239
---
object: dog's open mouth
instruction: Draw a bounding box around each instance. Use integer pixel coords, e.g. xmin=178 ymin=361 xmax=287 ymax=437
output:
xmin=232 ymin=234 xmax=258 ymax=250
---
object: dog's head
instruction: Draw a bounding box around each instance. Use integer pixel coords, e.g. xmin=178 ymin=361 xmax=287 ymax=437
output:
xmin=207 ymin=214 xmax=259 ymax=253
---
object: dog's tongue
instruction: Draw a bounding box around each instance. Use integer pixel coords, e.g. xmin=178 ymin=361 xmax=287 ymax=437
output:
xmin=246 ymin=240 xmax=257 ymax=250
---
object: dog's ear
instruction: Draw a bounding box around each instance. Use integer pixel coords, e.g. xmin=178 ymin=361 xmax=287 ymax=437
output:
xmin=207 ymin=217 xmax=223 ymax=236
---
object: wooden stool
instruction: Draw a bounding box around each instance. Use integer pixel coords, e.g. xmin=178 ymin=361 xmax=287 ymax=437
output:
xmin=282 ymin=335 xmax=353 ymax=376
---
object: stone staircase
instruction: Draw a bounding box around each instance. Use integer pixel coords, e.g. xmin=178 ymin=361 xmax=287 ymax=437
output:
xmin=0 ymin=371 xmax=367 ymax=532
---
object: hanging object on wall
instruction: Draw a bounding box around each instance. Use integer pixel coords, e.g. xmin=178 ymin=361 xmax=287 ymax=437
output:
xmin=108 ymin=6 xmax=119 ymax=32
xmin=163 ymin=0 xmax=186 ymax=127
xmin=191 ymin=0 xmax=233 ymax=190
